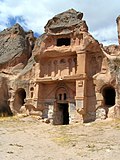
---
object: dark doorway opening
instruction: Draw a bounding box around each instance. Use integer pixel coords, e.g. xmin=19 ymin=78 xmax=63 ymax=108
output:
xmin=102 ymin=86 xmax=116 ymax=107
xmin=59 ymin=103 xmax=69 ymax=125
xmin=13 ymin=88 xmax=26 ymax=112
xmin=17 ymin=89 xmax=26 ymax=105
xmin=57 ymin=38 xmax=70 ymax=46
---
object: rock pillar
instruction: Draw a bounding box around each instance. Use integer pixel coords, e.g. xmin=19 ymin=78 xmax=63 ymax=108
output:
xmin=33 ymin=83 xmax=39 ymax=107
xmin=116 ymin=16 xmax=120 ymax=45
xmin=75 ymin=52 xmax=86 ymax=121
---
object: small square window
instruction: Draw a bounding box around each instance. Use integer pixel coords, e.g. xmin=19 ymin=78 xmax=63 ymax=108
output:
xmin=57 ymin=38 xmax=70 ymax=46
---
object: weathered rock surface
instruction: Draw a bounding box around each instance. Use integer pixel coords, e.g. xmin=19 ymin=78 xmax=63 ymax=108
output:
xmin=0 ymin=77 xmax=13 ymax=116
xmin=0 ymin=23 xmax=36 ymax=116
xmin=0 ymin=23 xmax=35 ymax=70
xmin=45 ymin=9 xmax=87 ymax=35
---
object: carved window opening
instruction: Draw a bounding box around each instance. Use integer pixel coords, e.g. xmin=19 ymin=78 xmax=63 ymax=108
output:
xmin=57 ymin=38 xmax=70 ymax=46
xmin=30 ymin=87 xmax=34 ymax=98
xmin=31 ymin=92 xmax=33 ymax=98
xmin=30 ymin=87 xmax=34 ymax=91
xmin=64 ymin=93 xmax=67 ymax=100
xmin=59 ymin=94 xmax=62 ymax=100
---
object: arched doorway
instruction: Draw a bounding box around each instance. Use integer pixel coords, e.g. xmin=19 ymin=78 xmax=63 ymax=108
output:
xmin=102 ymin=86 xmax=116 ymax=107
xmin=54 ymin=87 xmax=69 ymax=125
xmin=13 ymin=88 xmax=26 ymax=112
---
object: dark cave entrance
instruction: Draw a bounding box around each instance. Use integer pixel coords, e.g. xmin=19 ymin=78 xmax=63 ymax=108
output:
xmin=102 ymin=86 xmax=116 ymax=107
xmin=13 ymin=88 xmax=26 ymax=112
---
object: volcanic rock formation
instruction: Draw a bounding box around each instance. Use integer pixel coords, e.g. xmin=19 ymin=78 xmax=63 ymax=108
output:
xmin=0 ymin=9 xmax=120 ymax=123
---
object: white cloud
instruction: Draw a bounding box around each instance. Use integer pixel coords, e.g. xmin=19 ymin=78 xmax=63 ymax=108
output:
xmin=91 ymin=26 xmax=118 ymax=46
xmin=0 ymin=0 xmax=120 ymax=45
xmin=0 ymin=0 xmax=54 ymax=32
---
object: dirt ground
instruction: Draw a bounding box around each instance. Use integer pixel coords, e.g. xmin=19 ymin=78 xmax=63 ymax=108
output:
xmin=0 ymin=116 xmax=120 ymax=160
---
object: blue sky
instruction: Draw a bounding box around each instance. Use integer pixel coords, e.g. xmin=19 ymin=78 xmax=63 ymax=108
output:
xmin=0 ymin=0 xmax=120 ymax=45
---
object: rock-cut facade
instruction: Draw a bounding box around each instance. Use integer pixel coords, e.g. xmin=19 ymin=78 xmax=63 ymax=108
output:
xmin=0 ymin=9 xmax=120 ymax=124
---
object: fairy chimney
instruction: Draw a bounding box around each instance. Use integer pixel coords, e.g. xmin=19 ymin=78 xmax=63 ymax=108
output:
xmin=116 ymin=15 xmax=120 ymax=45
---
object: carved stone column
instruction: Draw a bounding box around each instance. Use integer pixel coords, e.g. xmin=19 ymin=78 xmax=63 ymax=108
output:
xmin=71 ymin=58 xmax=75 ymax=75
xmin=51 ymin=61 xmax=55 ymax=77
xmin=77 ymin=52 xmax=86 ymax=75
xmin=33 ymin=83 xmax=39 ymax=107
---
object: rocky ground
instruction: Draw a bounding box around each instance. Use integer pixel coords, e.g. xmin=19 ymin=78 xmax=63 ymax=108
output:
xmin=0 ymin=116 xmax=120 ymax=160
